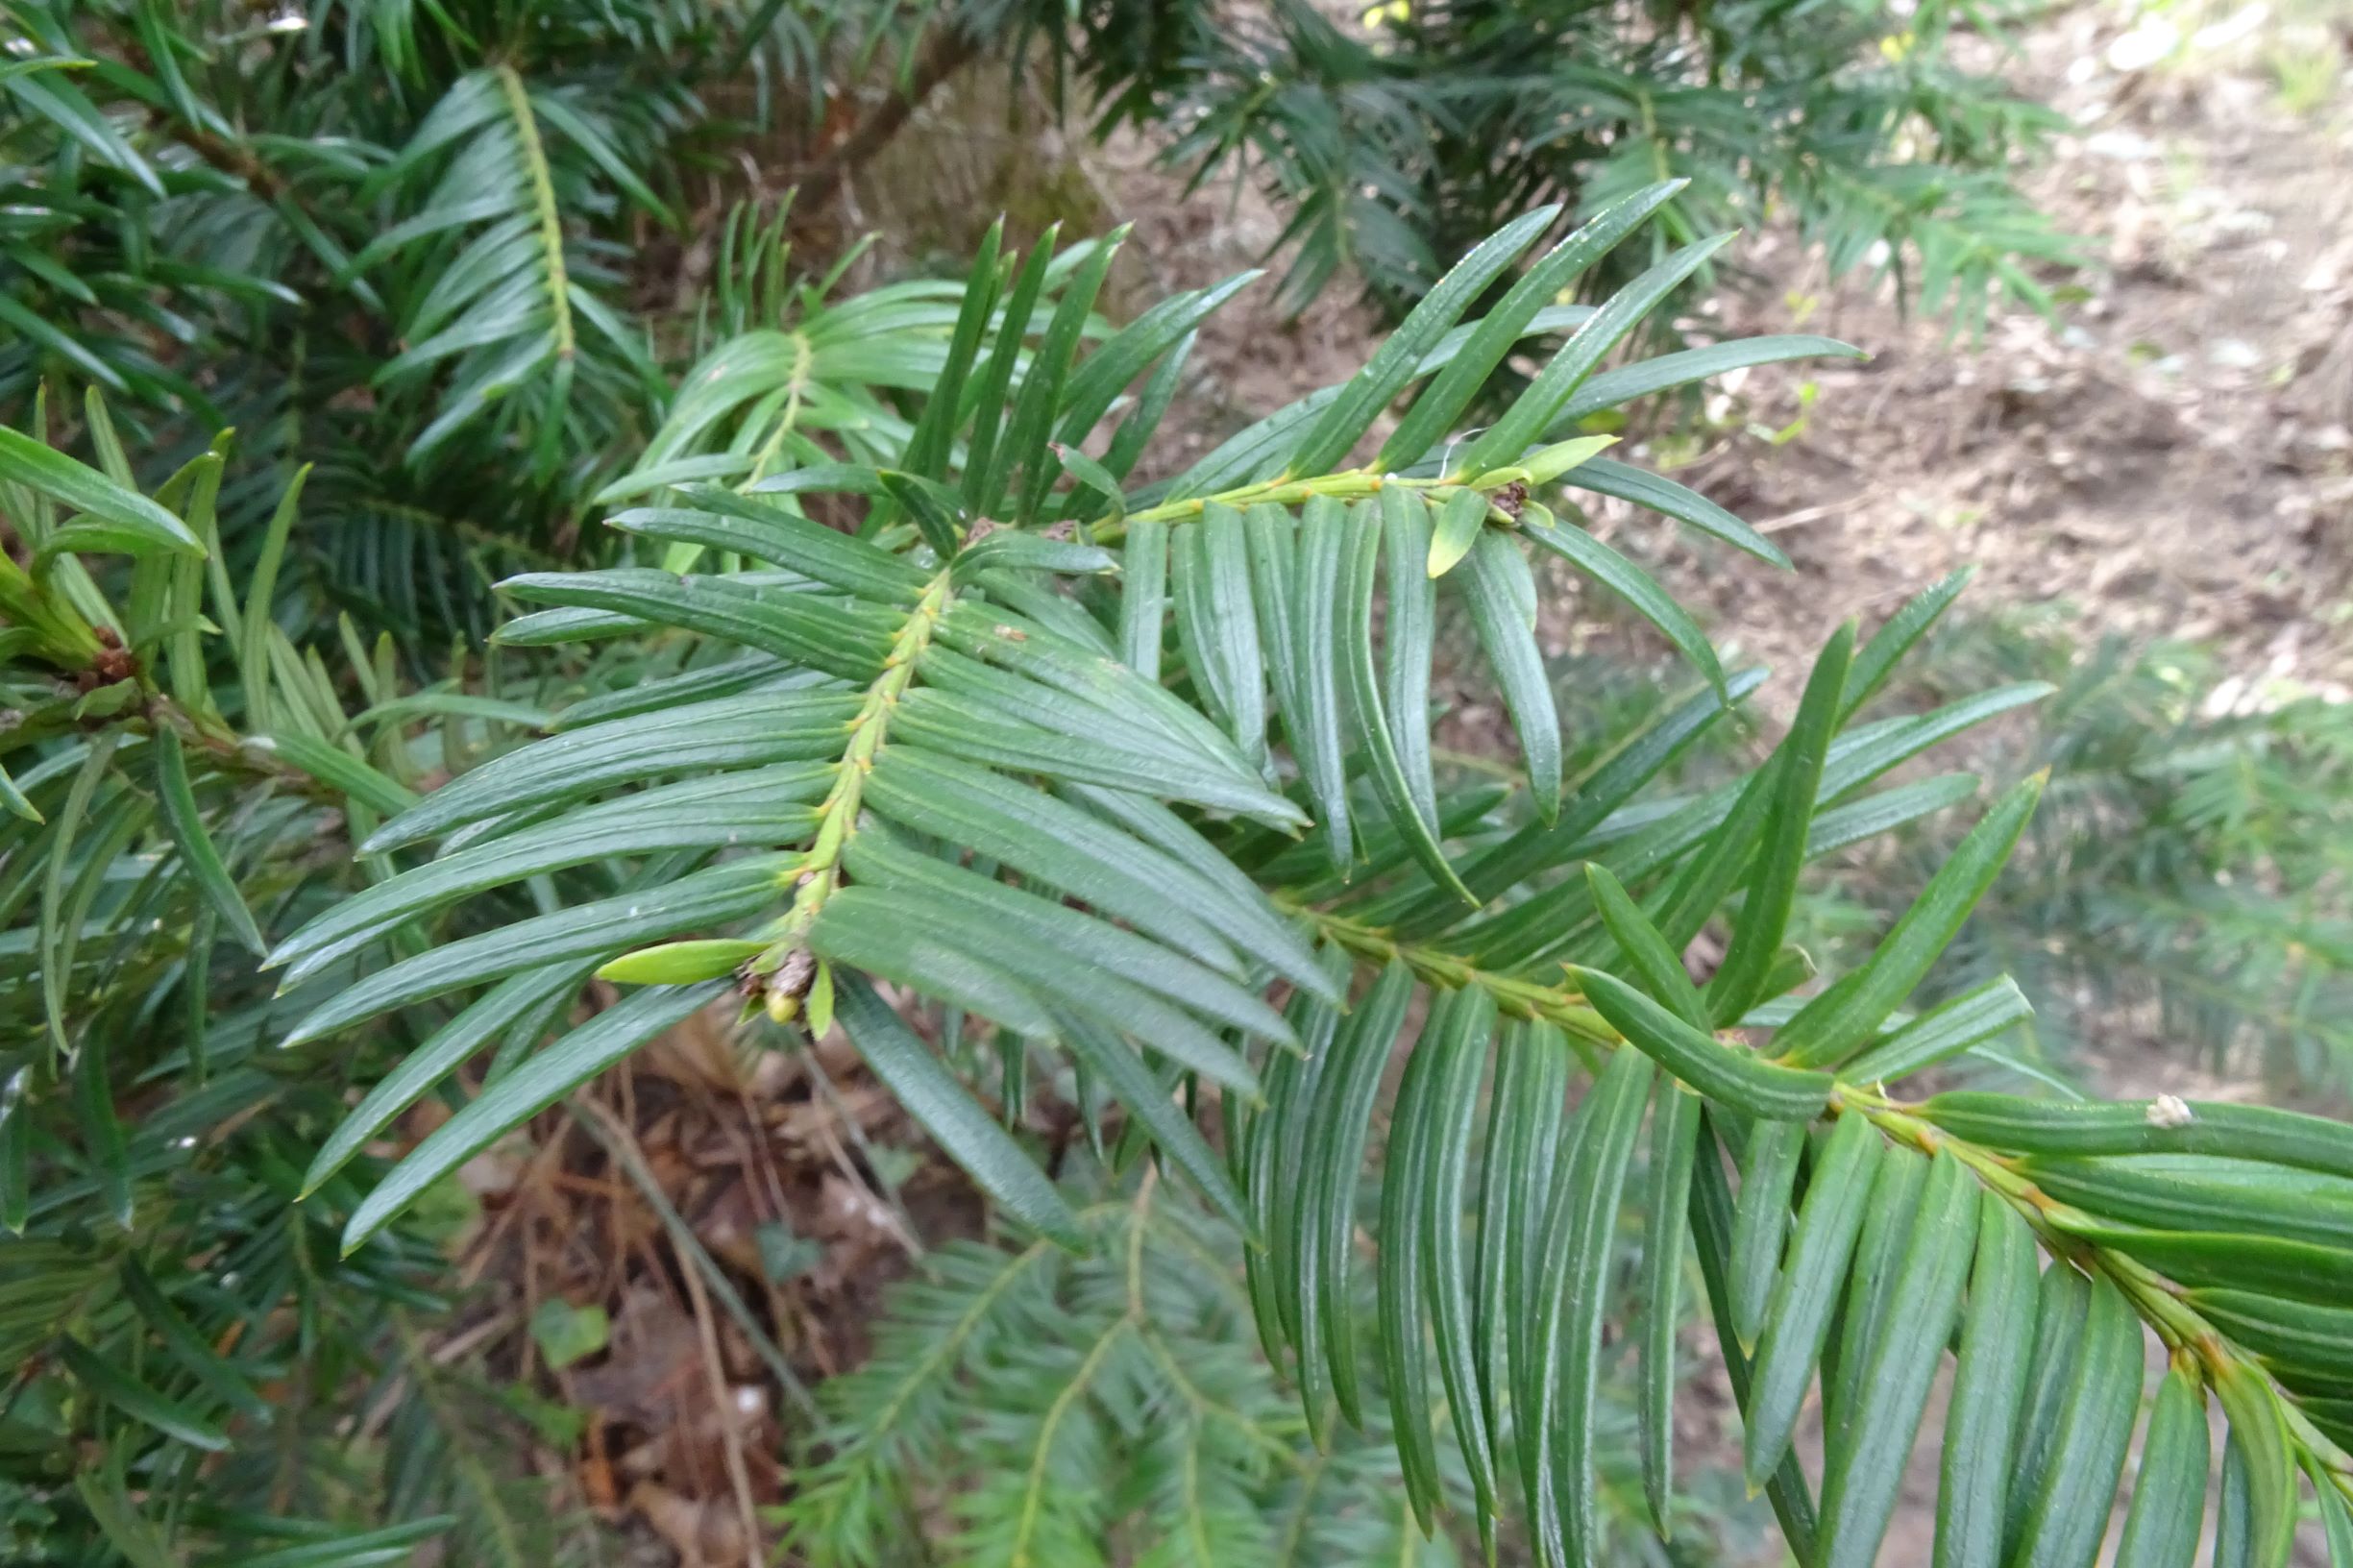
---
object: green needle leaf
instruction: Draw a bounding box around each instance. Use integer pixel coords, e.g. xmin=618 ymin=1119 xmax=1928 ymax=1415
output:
xmin=1744 ymin=1109 xmax=1883 ymax=1485
xmin=306 ymin=962 xmax=592 ymax=1196
xmin=1378 ymin=999 xmax=1448 ymax=1530
xmin=1118 ymin=516 xmax=1167 ymax=678
xmin=2109 ymin=1362 xmax=2208 ymax=1568
xmin=1705 ymin=622 xmax=1852 ymax=1023
xmin=2004 ymin=1264 xmax=2093 ymax=1557
xmin=2006 ymin=1274 xmax=2145 ymax=1568
xmin=1291 ymin=496 xmax=1356 ymax=871
xmin=118 ymin=1258 xmax=266 ymax=1418
xmin=1521 ymin=509 xmax=1725 ymax=696
xmin=1933 ymin=1189 xmax=2040 ymax=1568
xmin=343 ymin=983 xmax=728 ymax=1252
xmin=1474 ymin=1024 xmax=1536 ymax=1469
xmin=1339 ymin=502 xmax=1474 ymax=905
xmin=1815 ymin=1148 xmax=1979 ymax=1568
xmin=1057 ymin=1015 xmax=1246 ymax=1230
xmin=1287 ymin=205 xmax=1557 ymax=479
xmin=60 ymin=1338 xmax=229 ymax=1451
xmin=1728 ymin=1118 xmax=1807 ymax=1349
xmin=2211 ymin=1360 xmax=2298 ymax=1568
xmin=1577 ymin=968 xmax=1833 ymax=1122
xmin=0 ymin=426 xmax=201 ymax=555
xmin=1421 ymin=985 xmax=1501 ymax=1520
xmin=1530 ymin=1044 xmax=1654 ymax=1568
xmin=1456 ymin=232 xmax=1735 ymax=478
xmin=72 ymin=1031 xmax=132 ymax=1231
xmin=1306 ymin=961 xmax=1415 ymax=1433
xmin=1377 ymin=488 xmax=1442 ymax=829
xmin=2317 ymin=1468 xmax=2353 ymax=1568
xmin=1918 ymin=1093 xmax=2353 ymax=1182
xmin=1172 ymin=502 xmax=1267 ymax=764
xmin=153 ymin=729 xmax=265 ymax=957
xmin=1377 ymin=183 xmax=1676 ymax=470
xmin=1775 ymin=771 xmax=2047 ymax=1068
xmin=1842 ymin=975 xmax=2033 ymax=1086
xmin=1563 ymin=456 xmax=1789 ymax=569
xmin=1458 ymin=529 xmax=1562 ymax=815
xmin=835 ymin=973 xmax=1083 ymax=1250
xmin=1426 ymin=486 xmax=1489 ymax=578
xmin=1584 ymin=864 xmax=1708 ymax=1026
xmin=1638 ymin=1076 xmax=1702 ymax=1535
xmin=1690 ymin=1110 xmax=1824 ymax=1559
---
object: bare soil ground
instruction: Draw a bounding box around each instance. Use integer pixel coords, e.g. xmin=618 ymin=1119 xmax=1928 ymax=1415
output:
xmin=1673 ymin=3 xmax=2353 ymax=707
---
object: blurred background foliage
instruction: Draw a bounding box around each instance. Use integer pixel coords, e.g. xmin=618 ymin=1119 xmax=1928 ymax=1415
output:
xmin=1792 ymin=612 xmax=2353 ymax=1100
xmin=0 ymin=0 xmax=2344 ymax=1561
xmin=1 ymin=0 xmax=2071 ymax=639
xmin=1124 ymin=0 xmax=2076 ymax=322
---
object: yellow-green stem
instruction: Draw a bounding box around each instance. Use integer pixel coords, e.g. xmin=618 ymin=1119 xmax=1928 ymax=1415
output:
xmin=1100 ymin=464 xmax=1510 ymax=545
xmin=1287 ymin=900 xmax=1613 ymax=1045
xmin=1840 ymin=1084 xmax=2353 ymax=1480
xmin=743 ymin=332 xmax=813 ymax=489
xmin=763 ymin=569 xmax=953 ymax=961
xmin=494 ymin=65 xmax=574 ymax=361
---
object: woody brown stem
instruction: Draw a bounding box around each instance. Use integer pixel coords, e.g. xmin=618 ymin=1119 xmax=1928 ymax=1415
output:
xmin=796 ymin=25 xmax=982 ymax=210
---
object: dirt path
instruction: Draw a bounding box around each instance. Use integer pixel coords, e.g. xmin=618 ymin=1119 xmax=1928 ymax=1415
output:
xmin=1613 ymin=4 xmax=2353 ymax=706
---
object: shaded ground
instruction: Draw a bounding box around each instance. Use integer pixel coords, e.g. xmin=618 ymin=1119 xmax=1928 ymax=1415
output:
xmin=429 ymin=1011 xmax=980 ymax=1563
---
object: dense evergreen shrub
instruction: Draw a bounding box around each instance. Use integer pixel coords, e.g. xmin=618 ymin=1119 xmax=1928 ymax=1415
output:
xmin=6 ymin=188 xmax=2353 ymax=1566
